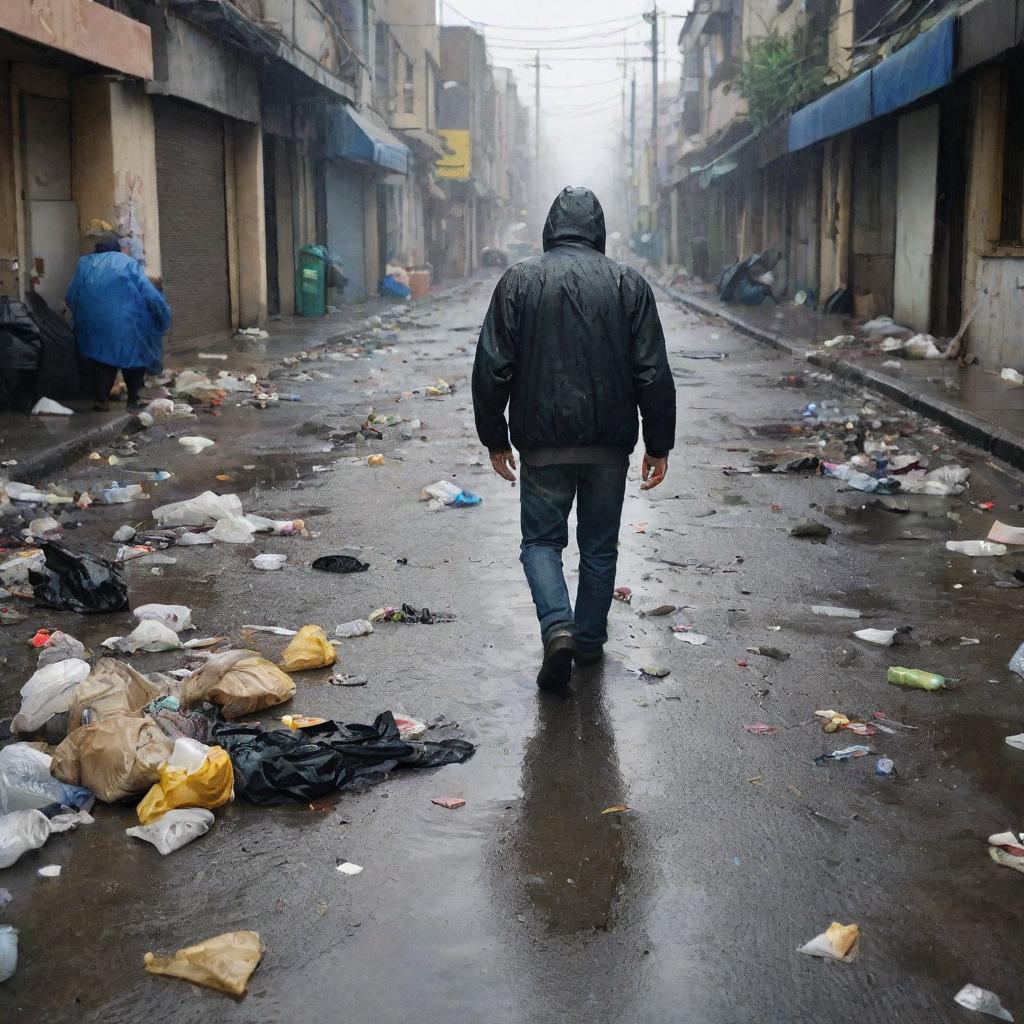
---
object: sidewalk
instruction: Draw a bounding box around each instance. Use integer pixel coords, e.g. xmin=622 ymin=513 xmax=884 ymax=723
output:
xmin=657 ymin=281 xmax=1024 ymax=472
xmin=0 ymin=279 xmax=480 ymax=484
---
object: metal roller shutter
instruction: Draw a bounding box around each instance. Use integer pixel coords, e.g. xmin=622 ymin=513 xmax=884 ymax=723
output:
xmin=154 ymin=98 xmax=231 ymax=349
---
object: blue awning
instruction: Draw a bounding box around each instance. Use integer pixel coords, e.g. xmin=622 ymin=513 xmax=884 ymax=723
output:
xmin=788 ymin=14 xmax=955 ymax=153
xmin=326 ymin=105 xmax=410 ymax=174
xmin=872 ymin=14 xmax=954 ymax=117
xmin=788 ymin=65 xmax=872 ymax=152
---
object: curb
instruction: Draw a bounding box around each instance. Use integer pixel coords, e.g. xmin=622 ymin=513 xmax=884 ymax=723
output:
xmin=8 ymin=412 xmax=138 ymax=484
xmin=657 ymin=282 xmax=1024 ymax=473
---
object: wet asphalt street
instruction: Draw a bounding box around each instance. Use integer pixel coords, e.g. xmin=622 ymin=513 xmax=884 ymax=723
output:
xmin=3 ymin=275 xmax=1024 ymax=1022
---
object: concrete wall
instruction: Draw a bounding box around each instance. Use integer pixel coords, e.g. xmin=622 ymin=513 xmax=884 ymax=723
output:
xmin=0 ymin=63 xmax=20 ymax=295
xmin=970 ymin=257 xmax=1024 ymax=367
xmin=229 ymin=121 xmax=267 ymax=326
xmin=819 ymin=133 xmax=852 ymax=299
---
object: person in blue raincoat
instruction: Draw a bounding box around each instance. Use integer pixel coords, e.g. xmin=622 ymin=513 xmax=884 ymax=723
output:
xmin=65 ymin=234 xmax=171 ymax=411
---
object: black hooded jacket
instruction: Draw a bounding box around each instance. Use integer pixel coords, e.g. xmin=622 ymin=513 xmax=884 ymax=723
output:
xmin=472 ymin=187 xmax=675 ymax=459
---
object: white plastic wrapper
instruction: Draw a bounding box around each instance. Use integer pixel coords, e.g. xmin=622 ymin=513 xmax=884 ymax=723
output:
xmin=209 ymin=516 xmax=256 ymax=544
xmin=853 ymin=628 xmax=896 ymax=646
xmin=0 ymin=809 xmax=51 ymax=869
xmin=12 ymin=659 xmax=91 ymax=733
xmin=126 ymin=808 xmax=215 ymax=856
xmin=153 ymin=491 xmax=244 ymax=527
xmin=134 ymin=603 xmax=194 ymax=633
xmin=954 ymin=983 xmax=1014 ymax=1021
xmin=102 ymin=620 xmax=182 ymax=654
xmin=252 ymin=553 xmax=287 ymax=571
xmin=0 ymin=923 xmax=17 ymax=982
xmin=334 ymin=619 xmax=374 ymax=639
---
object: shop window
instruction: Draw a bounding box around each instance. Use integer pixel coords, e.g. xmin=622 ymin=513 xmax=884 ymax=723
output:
xmin=404 ymin=57 xmax=415 ymax=114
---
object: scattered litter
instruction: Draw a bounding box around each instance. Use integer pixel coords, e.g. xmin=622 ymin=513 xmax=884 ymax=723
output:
xmin=431 ymin=797 xmax=465 ymax=810
xmin=748 ymin=645 xmax=788 ymax=660
xmin=95 ymin=483 xmax=146 ymax=505
xmin=136 ymin=741 xmax=233 ymax=824
xmin=178 ymin=436 xmax=215 ymax=455
xmin=212 ymin=711 xmax=473 ymax=804
xmin=30 ymin=542 xmax=128 ymax=614
xmin=875 ymin=757 xmax=895 ymax=776
xmin=103 ymin=620 xmax=182 ymax=654
xmin=0 ymin=924 xmax=16 ymax=982
xmin=281 ymin=714 xmax=326 ymax=729
xmin=11 ymin=659 xmax=92 ymax=734
xmin=946 ymin=540 xmax=1007 ymax=557
xmin=640 ymin=665 xmax=670 ymax=678
xmin=27 ymin=516 xmax=61 ymax=539
xmin=112 ymin=525 xmax=137 ymax=543
xmin=790 ymin=521 xmax=831 ymax=538
xmin=144 ymin=931 xmax=263 ymax=996
xmin=420 ymin=480 xmax=481 ymax=509
xmin=988 ymin=830 xmax=1024 ymax=875
xmin=37 ymin=864 xmax=61 ymax=878
xmin=1009 ymin=642 xmax=1024 ymax=680
xmin=641 ymin=604 xmax=677 ymax=617
xmin=815 ymin=745 xmax=871 ymax=764
xmin=311 ymin=555 xmax=369 ymax=574
xmin=797 ymin=922 xmax=859 ymax=962
xmin=198 ymin=351 xmax=229 ymax=360
xmin=601 ymin=804 xmax=630 ymax=814
xmin=0 ymin=809 xmax=52 ymax=868
xmin=180 ymin=650 xmax=296 ymax=718
xmin=367 ymin=454 xmax=385 ymax=467
xmin=153 ymin=491 xmax=244 ymax=527
xmin=613 ymin=587 xmax=632 ymax=603
xmin=329 ymin=674 xmax=368 ymax=687
xmin=240 ymin=624 xmax=296 ymax=636
xmin=209 ymin=516 xmax=256 ymax=543
xmin=337 ymin=862 xmax=363 ymax=875
xmin=395 ymin=716 xmax=427 ymax=741
xmin=812 ymin=605 xmax=861 ymax=618
xmin=1005 ymin=734 xmax=1024 ymax=750
xmin=988 ymin=521 xmax=1024 ymax=545
xmin=252 ymin=553 xmax=287 ymax=571
xmin=334 ymin=619 xmax=374 ymax=639
xmin=743 ymin=724 xmax=776 ymax=735
xmin=369 ymin=604 xmax=454 ymax=624
xmin=31 ymin=397 xmax=73 ymax=416
xmin=887 ymin=666 xmax=946 ymax=691
xmin=1001 ymin=368 xmax=1024 ymax=386
xmin=135 ymin=603 xmax=194 ymax=633
xmin=954 ymin=983 xmax=1014 ymax=1021
xmin=126 ymin=808 xmax=215 ymax=854
xmin=675 ymin=633 xmax=709 ymax=646
xmin=279 ymin=625 xmax=336 ymax=672
xmin=854 ymin=628 xmax=896 ymax=646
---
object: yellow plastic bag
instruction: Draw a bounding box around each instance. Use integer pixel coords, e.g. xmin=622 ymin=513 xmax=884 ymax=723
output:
xmin=136 ymin=745 xmax=234 ymax=825
xmin=144 ymin=930 xmax=262 ymax=996
xmin=279 ymin=624 xmax=336 ymax=672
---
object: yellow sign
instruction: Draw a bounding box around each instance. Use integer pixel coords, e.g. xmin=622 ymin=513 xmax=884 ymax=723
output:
xmin=437 ymin=130 xmax=471 ymax=180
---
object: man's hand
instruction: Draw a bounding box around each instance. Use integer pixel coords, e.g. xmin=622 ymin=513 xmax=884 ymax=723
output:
xmin=640 ymin=453 xmax=668 ymax=490
xmin=490 ymin=449 xmax=517 ymax=481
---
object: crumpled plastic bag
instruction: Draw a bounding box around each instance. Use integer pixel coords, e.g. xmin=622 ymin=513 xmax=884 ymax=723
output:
xmin=127 ymin=807 xmax=214 ymax=854
xmin=143 ymin=930 xmax=263 ymax=996
xmin=0 ymin=744 xmax=94 ymax=815
xmin=103 ymin=620 xmax=182 ymax=654
xmin=152 ymin=491 xmax=243 ymax=527
xmin=134 ymin=603 xmax=194 ymax=633
xmin=51 ymin=716 xmax=174 ymax=803
xmin=66 ymin=659 xmax=169 ymax=735
xmin=180 ymin=650 xmax=295 ymax=719
xmin=279 ymin=625 xmax=336 ymax=672
xmin=29 ymin=541 xmax=128 ymax=614
xmin=209 ymin=516 xmax=256 ymax=544
xmin=136 ymin=741 xmax=233 ymax=824
xmin=0 ymin=923 xmax=17 ymax=981
xmin=36 ymin=630 xmax=86 ymax=668
xmin=12 ymin=658 xmax=91 ymax=734
xmin=0 ymin=809 xmax=51 ymax=869
xmin=797 ymin=921 xmax=859 ymax=962
xmin=954 ymin=983 xmax=1014 ymax=1021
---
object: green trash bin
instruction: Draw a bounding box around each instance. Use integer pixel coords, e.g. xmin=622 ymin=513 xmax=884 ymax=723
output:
xmin=297 ymin=245 xmax=327 ymax=317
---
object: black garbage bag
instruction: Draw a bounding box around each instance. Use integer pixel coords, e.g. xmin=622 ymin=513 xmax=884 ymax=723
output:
xmin=30 ymin=541 xmax=129 ymax=614
xmin=311 ymin=555 xmax=370 ymax=573
xmin=0 ymin=296 xmax=42 ymax=412
xmin=25 ymin=291 xmax=81 ymax=400
xmin=213 ymin=711 xmax=475 ymax=805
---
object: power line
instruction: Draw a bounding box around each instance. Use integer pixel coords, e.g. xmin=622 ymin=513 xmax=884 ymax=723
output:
xmin=481 ymin=23 xmax=644 ymax=45
xmin=442 ymin=4 xmax=644 ymax=31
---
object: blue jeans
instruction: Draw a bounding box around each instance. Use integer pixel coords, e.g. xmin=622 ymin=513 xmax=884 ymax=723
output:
xmin=519 ymin=461 xmax=628 ymax=652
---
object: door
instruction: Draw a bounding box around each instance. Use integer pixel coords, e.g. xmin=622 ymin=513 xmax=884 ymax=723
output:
xmin=325 ymin=161 xmax=366 ymax=302
xmin=153 ymin=98 xmax=231 ymax=349
xmin=894 ymin=105 xmax=940 ymax=329
xmin=22 ymin=95 xmax=78 ymax=308
xmin=263 ymin=134 xmax=280 ymax=316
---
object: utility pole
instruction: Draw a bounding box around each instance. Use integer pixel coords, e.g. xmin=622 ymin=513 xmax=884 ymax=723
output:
xmin=650 ymin=2 xmax=658 ymax=142
xmin=630 ymin=72 xmax=636 ymax=180
xmin=534 ymin=50 xmax=540 ymax=195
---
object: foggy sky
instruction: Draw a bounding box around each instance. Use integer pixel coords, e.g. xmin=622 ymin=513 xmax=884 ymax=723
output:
xmin=439 ymin=0 xmax=685 ymax=230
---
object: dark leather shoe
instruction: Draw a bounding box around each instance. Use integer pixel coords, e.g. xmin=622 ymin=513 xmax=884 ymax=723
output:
xmin=574 ymin=646 xmax=604 ymax=666
xmin=537 ymin=628 xmax=575 ymax=690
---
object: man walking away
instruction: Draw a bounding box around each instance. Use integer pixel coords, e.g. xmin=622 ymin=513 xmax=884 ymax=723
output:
xmin=66 ymin=233 xmax=171 ymax=412
xmin=472 ymin=186 xmax=676 ymax=689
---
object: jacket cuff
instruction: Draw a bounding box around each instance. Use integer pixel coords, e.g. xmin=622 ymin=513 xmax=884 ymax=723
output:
xmin=645 ymin=446 xmax=670 ymax=459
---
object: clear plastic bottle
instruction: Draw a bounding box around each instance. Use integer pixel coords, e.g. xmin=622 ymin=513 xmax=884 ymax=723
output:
xmin=945 ymin=540 xmax=1007 ymax=556
xmin=887 ymin=666 xmax=946 ymax=691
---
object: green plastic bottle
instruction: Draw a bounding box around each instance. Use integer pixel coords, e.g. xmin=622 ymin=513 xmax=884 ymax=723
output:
xmin=887 ymin=666 xmax=946 ymax=691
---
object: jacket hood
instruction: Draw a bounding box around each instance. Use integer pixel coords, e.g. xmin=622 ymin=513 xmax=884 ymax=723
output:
xmin=542 ymin=187 xmax=606 ymax=254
